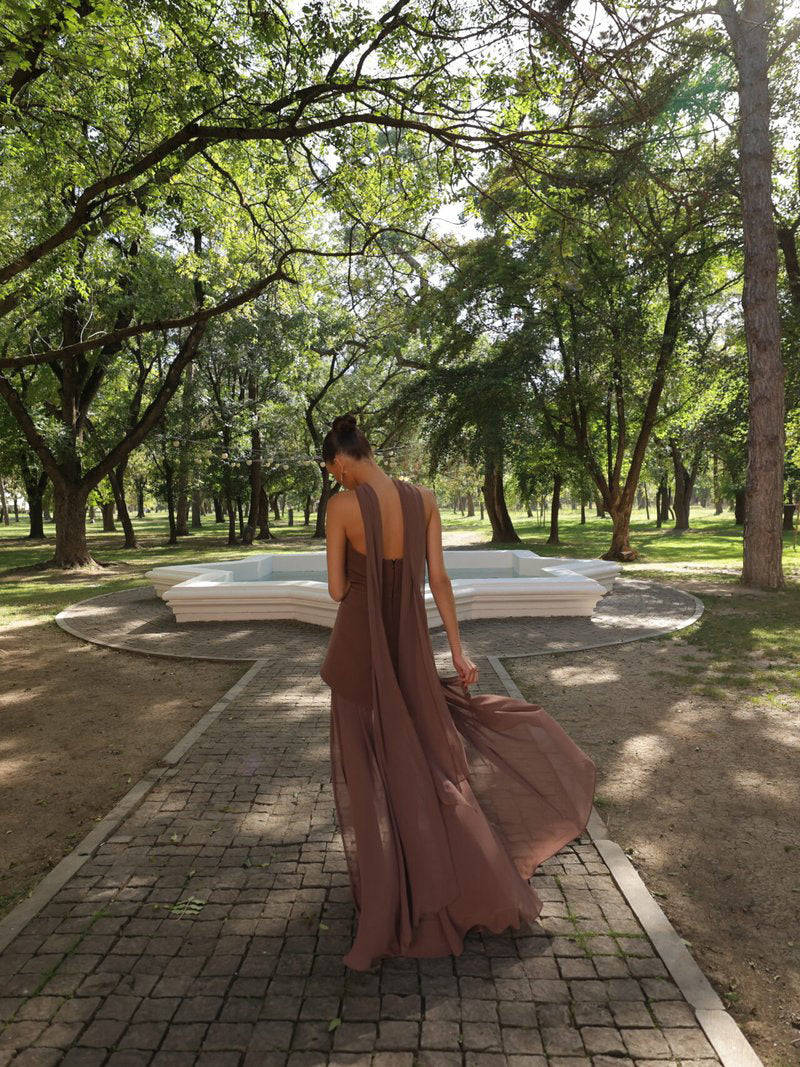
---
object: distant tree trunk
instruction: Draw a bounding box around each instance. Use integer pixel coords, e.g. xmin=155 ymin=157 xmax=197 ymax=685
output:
xmin=174 ymin=361 xmax=196 ymax=537
xmin=225 ymin=491 xmax=237 ymax=544
xmin=712 ymin=455 xmax=724 ymax=514
xmin=243 ymin=374 xmax=262 ymax=545
xmin=303 ymin=493 xmax=311 ymax=526
xmin=0 ymin=477 xmax=9 ymax=525
xmin=720 ymin=0 xmax=785 ymax=588
xmin=257 ymin=487 xmax=274 ymax=540
xmin=482 ymin=451 xmax=521 ymax=543
xmin=270 ymin=493 xmax=280 ymax=522
xmin=642 ymin=483 xmax=650 ymax=521
xmin=466 ymin=491 xmax=475 ymax=517
xmin=237 ymin=495 xmax=245 ymax=539
xmin=101 ymin=500 xmax=116 ymax=532
xmin=109 ymin=461 xmax=137 ymax=549
xmin=19 ymin=454 xmax=47 ymax=539
xmin=213 ymin=493 xmax=224 ymax=523
xmin=176 ymin=494 xmax=190 ymax=536
xmin=669 ymin=440 xmax=702 ymax=532
xmin=580 ymin=497 xmax=586 ymax=524
xmin=191 ymin=489 xmax=203 ymax=529
xmin=316 ymin=471 xmax=337 ymax=539
xmin=547 ymin=472 xmax=562 ymax=545
xmin=734 ymin=488 xmax=747 ymax=525
xmin=595 ymin=495 xmax=605 ymax=518
xmin=782 ymin=504 xmax=795 ymax=531
xmin=136 ymin=482 xmax=145 ymax=518
xmin=163 ymin=456 xmax=177 ymax=545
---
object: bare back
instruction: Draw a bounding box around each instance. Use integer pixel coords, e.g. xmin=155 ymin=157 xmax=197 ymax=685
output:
xmin=339 ymin=478 xmax=434 ymax=560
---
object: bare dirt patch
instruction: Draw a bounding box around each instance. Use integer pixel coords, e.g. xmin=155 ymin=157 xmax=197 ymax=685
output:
xmin=0 ymin=618 xmax=244 ymax=920
xmin=505 ymin=581 xmax=800 ymax=1067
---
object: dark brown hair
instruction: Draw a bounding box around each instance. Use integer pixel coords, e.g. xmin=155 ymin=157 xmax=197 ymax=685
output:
xmin=322 ymin=413 xmax=373 ymax=464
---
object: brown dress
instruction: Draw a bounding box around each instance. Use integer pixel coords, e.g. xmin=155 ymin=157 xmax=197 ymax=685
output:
xmin=319 ymin=476 xmax=597 ymax=971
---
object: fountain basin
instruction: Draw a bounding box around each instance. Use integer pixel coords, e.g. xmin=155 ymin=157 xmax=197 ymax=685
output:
xmin=145 ymin=549 xmax=621 ymax=626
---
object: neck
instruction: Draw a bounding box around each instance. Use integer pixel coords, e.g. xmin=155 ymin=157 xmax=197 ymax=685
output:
xmin=349 ymin=461 xmax=390 ymax=488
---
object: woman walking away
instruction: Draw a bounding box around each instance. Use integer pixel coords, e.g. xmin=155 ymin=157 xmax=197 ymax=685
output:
xmin=319 ymin=413 xmax=596 ymax=972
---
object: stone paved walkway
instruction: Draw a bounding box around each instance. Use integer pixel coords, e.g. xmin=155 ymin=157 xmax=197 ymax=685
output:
xmin=1 ymin=628 xmax=758 ymax=1066
xmin=55 ymin=579 xmax=702 ymax=661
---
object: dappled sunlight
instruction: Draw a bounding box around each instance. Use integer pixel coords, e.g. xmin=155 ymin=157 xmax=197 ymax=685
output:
xmin=608 ymin=733 xmax=674 ymax=803
xmin=548 ymin=662 xmax=621 ymax=685
xmin=731 ymin=769 xmax=799 ymax=805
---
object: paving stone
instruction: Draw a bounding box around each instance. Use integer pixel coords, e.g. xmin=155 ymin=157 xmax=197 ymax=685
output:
xmin=621 ymin=1026 xmax=673 ymax=1058
xmin=580 ymin=1025 xmax=627 ymax=1054
xmin=542 ymin=1025 xmax=586 ymax=1055
xmin=501 ymin=1025 xmax=544 ymax=1053
xmin=663 ymin=1027 xmax=718 ymax=1058
xmin=650 ymin=1000 xmax=697 ymax=1027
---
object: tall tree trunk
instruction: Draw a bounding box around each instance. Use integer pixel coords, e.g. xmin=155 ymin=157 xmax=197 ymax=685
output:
xmin=176 ymin=494 xmax=190 ymax=537
xmin=466 ymin=491 xmax=475 ymax=517
xmin=720 ymin=0 xmax=785 ymax=588
xmin=225 ymin=491 xmax=237 ymax=545
xmin=109 ymin=460 xmax=137 ymax=549
xmin=580 ymin=497 xmax=586 ymax=524
xmin=174 ymin=361 xmax=195 ymax=537
xmin=547 ymin=472 xmax=562 ymax=545
xmin=136 ymin=482 xmax=145 ymax=518
xmin=315 ymin=470 xmax=337 ymax=539
xmin=304 ymin=493 xmax=311 ymax=526
xmin=243 ymin=374 xmax=262 ymax=545
xmin=669 ymin=440 xmax=701 ymax=532
xmin=52 ymin=481 xmax=94 ymax=568
xmin=101 ymin=500 xmax=116 ymax=532
xmin=257 ymin=487 xmax=274 ymax=540
xmin=191 ymin=489 xmax=203 ymax=529
xmin=734 ymin=488 xmax=747 ymax=525
xmin=237 ymin=495 xmax=245 ymax=539
xmin=164 ymin=458 xmax=177 ymax=545
xmin=213 ymin=493 xmax=224 ymax=523
xmin=19 ymin=454 xmax=47 ymax=539
xmin=0 ymin=476 xmax=9 ymax=525
xmin=482 ymin=452 xmax=520 ymax=543
xmin=712 ymin=454 xmax=724 ymax=514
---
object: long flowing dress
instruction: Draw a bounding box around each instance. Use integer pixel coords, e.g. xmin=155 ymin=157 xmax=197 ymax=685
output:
xmin=319 ymin=476 xmax=597 ymax=971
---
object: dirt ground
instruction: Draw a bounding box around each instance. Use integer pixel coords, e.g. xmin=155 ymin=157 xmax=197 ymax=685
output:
xmin=506 ymin=578 xmax=800 ymax=1067
xmin=0 ymin=613 xmax=244 ymax=920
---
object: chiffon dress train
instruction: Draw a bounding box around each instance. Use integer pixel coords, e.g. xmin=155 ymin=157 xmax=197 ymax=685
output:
xmin=319 ymin=477 xmax=597 ymax=972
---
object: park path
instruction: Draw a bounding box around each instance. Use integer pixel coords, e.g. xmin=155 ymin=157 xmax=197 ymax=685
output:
xmin=0 ymin=633 xmax=759 ymax=1065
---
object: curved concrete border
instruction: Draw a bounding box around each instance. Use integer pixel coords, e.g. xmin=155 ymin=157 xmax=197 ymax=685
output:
xmin=55 ymin=579 xmax=704 ymax=661
xmin=496 ymin=587 xmax=705 ymax=657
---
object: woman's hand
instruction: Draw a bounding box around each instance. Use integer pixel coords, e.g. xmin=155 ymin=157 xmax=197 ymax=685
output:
xmin=452 ymin=649 xmax=478 ymax=688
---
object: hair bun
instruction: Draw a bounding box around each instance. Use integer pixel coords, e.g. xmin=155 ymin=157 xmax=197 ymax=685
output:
xmin=332 ymin=413 xmax=357 ymax=434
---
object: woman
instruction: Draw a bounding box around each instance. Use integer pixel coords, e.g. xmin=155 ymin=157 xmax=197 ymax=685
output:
xmin=319 ymin=413 xmax=596 ymax=972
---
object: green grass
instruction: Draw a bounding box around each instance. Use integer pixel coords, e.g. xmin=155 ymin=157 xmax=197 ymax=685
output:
xmin=1 ymin=503 xmax=798 ymax=630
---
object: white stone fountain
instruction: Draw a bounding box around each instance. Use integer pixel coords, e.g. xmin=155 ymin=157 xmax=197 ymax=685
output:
xmin=146 ymin=549 xmax=621 ymax=626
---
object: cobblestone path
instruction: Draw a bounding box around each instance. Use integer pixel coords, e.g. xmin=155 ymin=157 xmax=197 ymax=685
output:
xmin=0 ymin=643 xmax=743 ymax=1066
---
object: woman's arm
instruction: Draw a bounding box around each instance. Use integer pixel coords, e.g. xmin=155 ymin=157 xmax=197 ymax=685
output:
xmin=423 ymin=490 xmax=479 ymax=686
xmin=324 ymin=494 xmax=351 ymax=602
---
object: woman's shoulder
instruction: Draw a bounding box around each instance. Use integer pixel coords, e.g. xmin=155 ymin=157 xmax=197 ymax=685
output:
xmin=403 ymin=480 xmax=436 ymax=519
